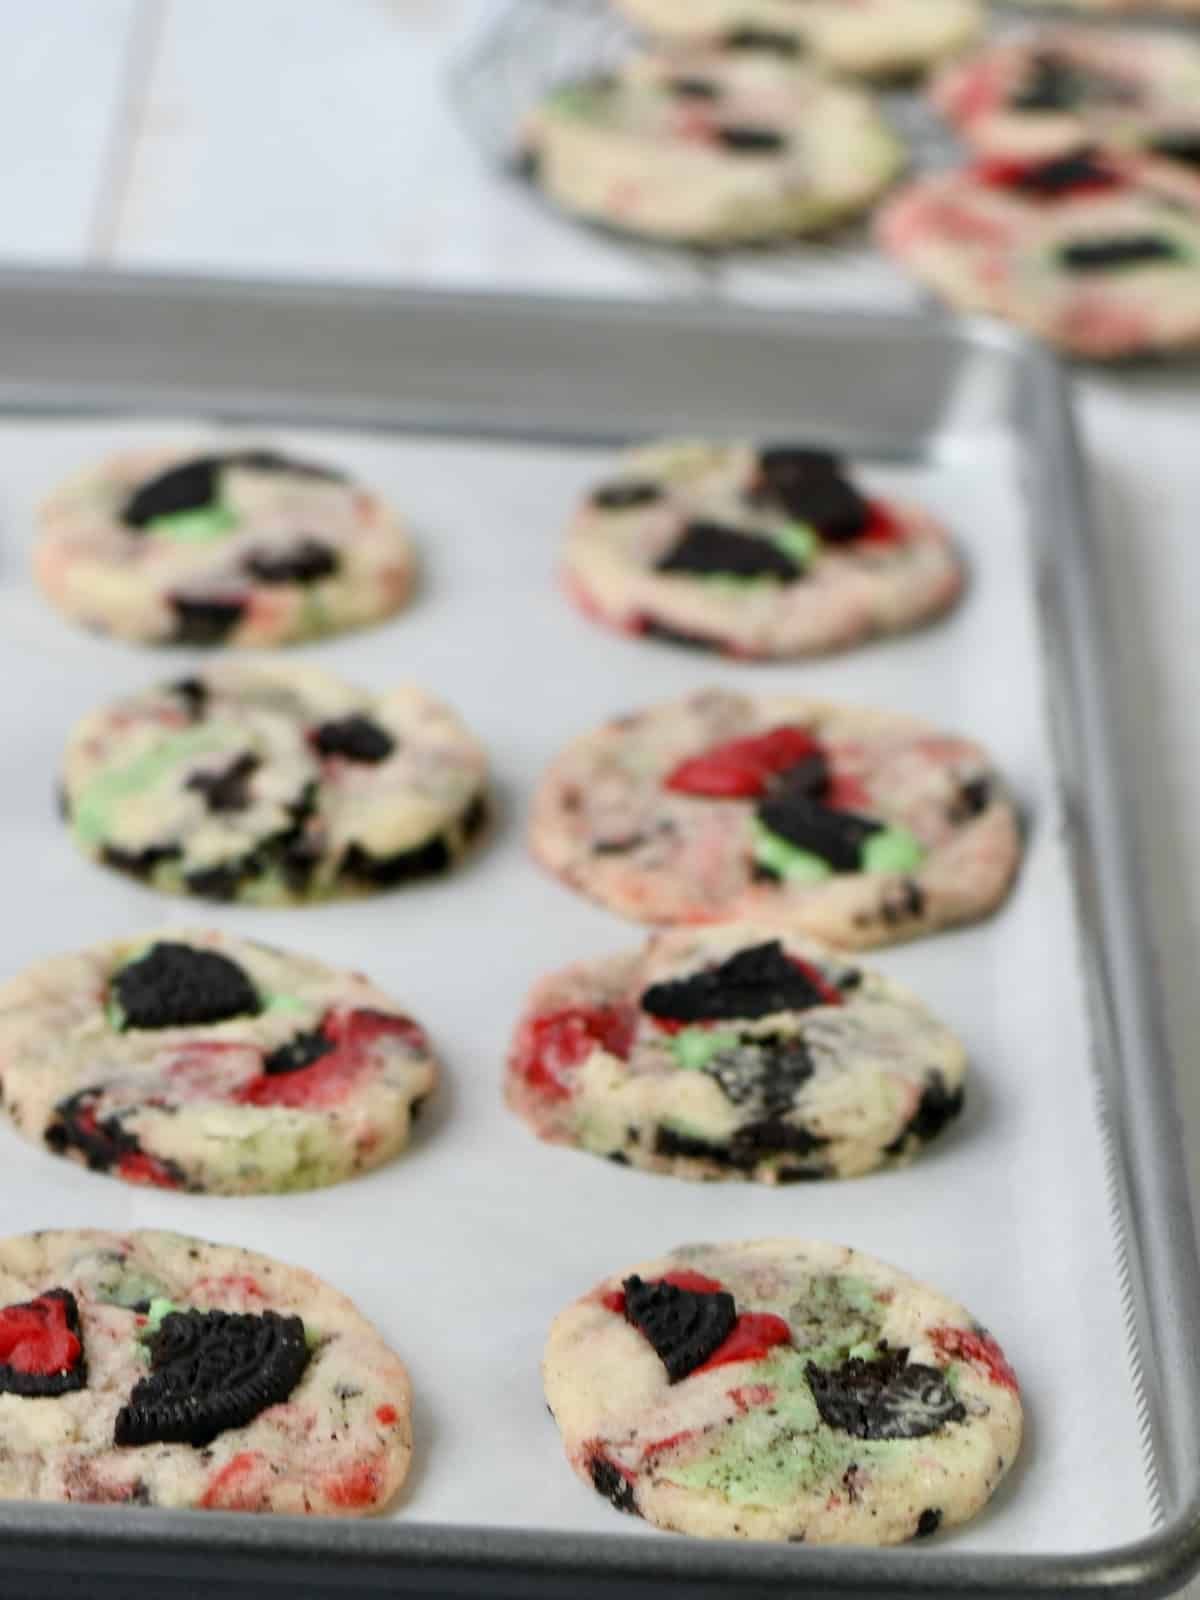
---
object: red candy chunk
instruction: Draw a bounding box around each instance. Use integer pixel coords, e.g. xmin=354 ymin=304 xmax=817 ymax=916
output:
xmin=857 ymin=502 xmax=904 ymax=546
xmin=236 ymin=1008 xmax=423 ymax=1109
xmin=976 ymin=154 xmax=1121 ymax=199
xmin=517 ymin=1006 xmax=635 ymax=1104
xmin=115 ymin=1151 xmax=183 ymax=1189
xmin=0 ymin=1293 xmax=81 ymax=1377
xmin=789 ymin=956 xmax=845 ymax=1009
xmin=930 ymin=1325 xmax=1019 ymax=1392
xmin=665 ymin=726 xmax=820 ymax=799
xmin=696 ymin=1312 xmax=792 ymax=1374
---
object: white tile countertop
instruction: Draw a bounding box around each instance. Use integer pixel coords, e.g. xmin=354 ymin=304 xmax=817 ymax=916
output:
xmin=2 ymin=0 xmax=1200 ymax=1584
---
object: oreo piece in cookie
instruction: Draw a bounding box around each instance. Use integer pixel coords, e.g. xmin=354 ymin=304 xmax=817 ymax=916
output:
xmin=115 ymin=1308 xmax=310 ymax=1448
xmin=186 ymin=752 xmax=260 ymax=813
xmin=806 ymin=1346 xmax=966 ymax=1441
xmin=757 ymin=788 xmax=883 ymax=873
xmin=641 ymin=939 xmax=836 ymax=1022
xmin=1060 ymin=234 xmax=1182 ymax=272
xmin=263 ymin=1028 xmax=335 ymax=1077
xmin=170 ymin=596 xmax=246 ymax=646
xmin=656 ymin=520 xmax=802 ymax=582
xmin=245 ymin=539 xmax=341 ymax=585
xmin=110 ymin=942 xmax=261 ymax=1031
xmin=622 ymin=1275 xmax=737 ymax=1383
xmin=312 ymin=716 xmax=397 ymax=764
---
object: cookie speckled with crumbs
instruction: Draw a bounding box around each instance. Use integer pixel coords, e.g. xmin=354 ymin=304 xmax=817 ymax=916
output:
xmin=523 ymin=45 xmax=902 ymax=244
xmin=0 ymin=1229 xmax=411 ymax=1514
xmin=35 ymin=444 xmax=417 ymax=647
xmin=0 ymin=929 xmax=438 ymax=1194
xmin=59 ymin=662 xmax=488 ymax=905
xmin=529 ymin=689 xmax=1019 ymax=947
xmin=543 ymin=1238 xmax=1021 ymax=1542
xmin=563 ymin=440 xmax=962 ymax=657
xmin=507 ymin=923 xmax=966 ymax=1181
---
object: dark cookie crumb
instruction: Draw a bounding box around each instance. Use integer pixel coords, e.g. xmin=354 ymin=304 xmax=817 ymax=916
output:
xmin=623 ymin=1275 xmax=737 ymax=1383
xmin=169 ymin=596 xmax=245 ymax=646
xmin=656 ymin=519 xmax=801 ymax=582
xmin=884 ymin=1071 xmax=964 ymax=1156
xmin=807 ymin=1347 xmax=965 ymax=1441
xmin=642 ymin=940 xmax=833 ymax=1023
xmin=102 ymin=842 xmax=182 ymax=881
xmin=245 ymin=539 xmax=340 ymax=585
xmin=1060 ymin=234 xmax=1181 ymax=272
xmin=881 ymin=879 xmax=926 ymax=926
xmin=114 ymin=1309 xmax=309 ymax=1448
xmin=171 ymin=677 xmax=209 ymax=719
xmin=185 ymin=861 xmax=249 ymax=901
xmin=725 ymin=26 xmax=801 ymax=55
xmin=263 ymin=1028 xmax=335 ymax=1077
xmin=186 ymin=752 xmax=260 ymax=813
xmin=716 ymin=125 xmax=788 ymax=153
xmin=313 ymin=715 xmax=396 ymax=764
xmin=916 ymin=1508 xmax=943 ymax=1539
xmin=340 ymin=834 xmax=451 ymax=888
xmin=639 ymin=617 xmax=725 ymax=653
xmin=45 ymin=1088 xmax=187 ymax=1188
xmin=112 ymin=942 xmax=260 ymax=1030
xmin=589 ymin=1454 xmax=640 ymax=1516
xmin=757 ymin=789 xmax=882 ymax=872
xmin=669 ymin=77 xmax=721 ymax=100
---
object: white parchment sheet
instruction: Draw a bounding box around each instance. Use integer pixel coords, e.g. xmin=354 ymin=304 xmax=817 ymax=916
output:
xmin=0 ymin=417 xmax=1153 ymax=1554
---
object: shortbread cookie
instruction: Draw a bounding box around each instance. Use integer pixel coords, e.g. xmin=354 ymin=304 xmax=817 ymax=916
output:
xmin=523 ymin=46 xmax=903 ymax=243
xmin=35 ymin=445 xmax=416 ymax=647
xmin=563 ymin=441 xmax=962 ymax=657
xmin=507 ymin=923 xmax=966 ymax=1181
xmin=0 ymin=930 xmax=438 ymax=1193
xmin=612 ymin=0 xmax=982 ymax=79
xmin=0 ymin=1228 xmax=411 ymax=1513
xmin=878 ymin=149 xmax=1200 ymax=357
xmin=543 ymin=1238 xmax=1022 ymax=1542
xmin=932 ymin=29 xmax=1200 ymax=164
xmin=530 ymin=689 xmax=1019 ymax=947
xmin=60 ymin=662 xmax=488 ymax=904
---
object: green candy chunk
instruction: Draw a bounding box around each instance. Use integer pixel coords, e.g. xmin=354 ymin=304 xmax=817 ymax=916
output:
xmin=144 ymin=1298 xmax=181 ymax=1335
xmin=670 ymin=1027 xmax=740 ymax=1071
xmin=751 ymin=818 xmax=833 ymax=884
xmin=861 ymin=827 xmax=925 ymax=875
xmin=72 ymin=726 xmax=233 ymax=847
xmin=262 ymin=991 xmax=307 ymax=1016
xmin=771 ymin=522 xmax=819 ymax=567
xmin=147 ymin=504 xmax=237 ymax=542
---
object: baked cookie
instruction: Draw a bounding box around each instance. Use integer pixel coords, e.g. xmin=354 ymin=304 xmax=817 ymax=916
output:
xmin=0 ymin=930 xmax=438 ymax=1194
xmin=932 ymin=29 xmax=1200 ymax=164
xmin=529 ymin=689 xmax=1019 ymax=948
xmin=35 ymin=444 xmax=415 ymax=647
xmin=543 ymin=1238 xmax=1022 ymax=1542
xmin=877 ymin=148 xmax=1200 ymax=357
xmin=0 ymin=1228 xmax=411 ymax=1513
xmin=60 ymin=662 xmax=488 ymax=905
xmin=612 ymin=0 xmax=982 ymax=79
xmin=523 ymin=46 xmax=903 ymax=244
xmin=1011 ymin=0 xmax=1200 ymax=15
xmin=562 ymin=441 xmax=962 ymax=657
xmin=507 ymin=923 xmax=966 ymax=1182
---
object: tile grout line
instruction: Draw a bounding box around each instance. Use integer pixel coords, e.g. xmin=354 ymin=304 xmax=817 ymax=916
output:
xmin=85 ymin=0 xmax=168 ymax=264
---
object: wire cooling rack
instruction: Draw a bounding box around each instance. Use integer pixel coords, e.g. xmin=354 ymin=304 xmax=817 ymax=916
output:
xmin=446 ymin=0 xmax=961 ymax=283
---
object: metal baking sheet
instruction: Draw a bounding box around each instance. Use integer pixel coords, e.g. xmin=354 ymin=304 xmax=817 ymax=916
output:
xmin=0 ymin=270 xmax=1197 ymax=1600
